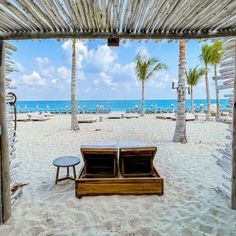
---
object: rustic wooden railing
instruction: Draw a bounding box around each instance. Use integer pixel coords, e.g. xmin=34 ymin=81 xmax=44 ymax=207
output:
xmin=213 ymin=38 xmax=236 ymax=209
xmin=0 ymin=41 xmax=19 ymax=223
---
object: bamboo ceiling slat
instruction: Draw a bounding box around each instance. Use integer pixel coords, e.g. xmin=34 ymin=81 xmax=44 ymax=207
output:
xmin=154 ymin=0 xmax=179 ymax=32
xmin=126 ymin=0 xmax=137 ymax=32
xmin=94 ymin=0 xmax=102 ymax=32
xmin=193 ymin=0 xmax=233 ymax=32
xmin=117 ymin=0 xmax=124 ymax=32
xmin=63 ymin=0 xmax=79 ymax=31
xmin=131 ymin=0 xmax=143 ymax=32
xmin=136 ymin=0 xmax=150 ymax=33
xmin=47 ymin=0 xmax=68 ymax=31
xmin=75 ymin=0 xmax=88 ymax=31
xmin=112 ymin=0 xmax=117 ymax=32
xmin=122 ymin=0 xmax=131 ymax=32
xmin=142 ymin=0 xmax=160 ymax=32
xmin=0 ymin=0 xmax=235 ymax=40
xmin=101 ymin=0 xmax=107 ymax=32
xmin=86 ymin=0 xmax=96 ymax=32
xmin=107 ymin=0 xmax=113 ymax=32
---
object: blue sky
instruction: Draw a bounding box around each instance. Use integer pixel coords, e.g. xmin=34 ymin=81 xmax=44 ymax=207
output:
xmin=9 ymin=39 xmax=219 ymax=101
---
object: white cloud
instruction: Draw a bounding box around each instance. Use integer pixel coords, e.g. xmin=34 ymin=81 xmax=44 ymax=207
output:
xmin=57 ymin=66 xmax=70 ymax=82
xmin=99 ymin=72 xmax=113 ymax=86
xmin=61 ymin=40 xmax=137 ymax=93
xmin=14 ymin=61 xmax=24 ymax=72
xmin=147 ymin=73 xmax=174 ymax=89
xmin=35 ymin=57 xmax=50 ymax=67
xmin=61 ymin=40 xmax=88 ymax=69
xmin=20 ymin=71 xmax=47 ymax=87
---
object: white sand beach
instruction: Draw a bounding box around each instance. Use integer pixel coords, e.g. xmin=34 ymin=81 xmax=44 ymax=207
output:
xmin=0 ymin=114 xmax=236 ymax=236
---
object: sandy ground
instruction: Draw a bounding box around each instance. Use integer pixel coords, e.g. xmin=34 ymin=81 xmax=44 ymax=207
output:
xmin=0 ymin=114 xmax=236 ymax=236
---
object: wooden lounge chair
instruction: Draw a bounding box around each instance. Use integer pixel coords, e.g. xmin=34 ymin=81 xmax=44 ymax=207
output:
xmin=76 ymin=142 xmax=164 ymax=198
xmin=80 ymin=145 xmax=118 ymax=178
xmin=119 ymin=146 xmax=157 ymax=177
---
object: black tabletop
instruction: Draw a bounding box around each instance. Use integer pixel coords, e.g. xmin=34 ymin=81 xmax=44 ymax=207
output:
xmin=53 ymin=156 xmax=80 ymax=167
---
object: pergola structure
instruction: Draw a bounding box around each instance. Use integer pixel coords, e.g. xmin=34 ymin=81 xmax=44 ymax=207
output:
xmin=0 ymin=0 xmax=236 ymax=224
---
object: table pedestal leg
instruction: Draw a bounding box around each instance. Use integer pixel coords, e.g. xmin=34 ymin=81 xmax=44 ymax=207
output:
xmin=55 ymin=167 xmax=60 ymax=184
xmin=73 ymin=166 xmax=76 ymax=180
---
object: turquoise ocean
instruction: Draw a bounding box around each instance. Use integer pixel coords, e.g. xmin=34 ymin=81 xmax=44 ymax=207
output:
xmin=16 ymin=99 xmax=229 ymax=113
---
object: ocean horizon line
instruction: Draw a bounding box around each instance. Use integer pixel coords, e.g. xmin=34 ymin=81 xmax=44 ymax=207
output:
xmin=15 ymin=99 xmax=229 ymax=112
xmin=17 ymin=99 xmax=227 ymax=102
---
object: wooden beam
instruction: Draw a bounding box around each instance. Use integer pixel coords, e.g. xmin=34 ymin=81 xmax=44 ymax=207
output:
xmin=232 ymin=40 xmax=236 ymax=210
xmin=1 ymin=30 xmax=236 ymax=41
xmin=0 ymin=40 xmax=11 ymax=223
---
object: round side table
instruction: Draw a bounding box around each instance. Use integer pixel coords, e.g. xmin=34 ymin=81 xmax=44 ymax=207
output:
xmin=52 ymin=156 xmax=80 ymax=184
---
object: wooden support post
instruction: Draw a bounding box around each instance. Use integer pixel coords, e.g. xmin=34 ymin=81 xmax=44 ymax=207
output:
xmin=232 ymin=41 xmax=236 ymax=210
xmin=0 ymin=40 xmax=11 ymax=223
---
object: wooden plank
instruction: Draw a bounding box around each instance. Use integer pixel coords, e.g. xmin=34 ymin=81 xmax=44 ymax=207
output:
xmin=0 ymin=40 xmax=11 ymax=223
xmin=232 ymin=40 xmax=236 ymax=209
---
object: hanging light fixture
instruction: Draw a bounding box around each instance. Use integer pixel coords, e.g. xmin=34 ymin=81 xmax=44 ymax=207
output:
xmin=108 ymin=37 xmax=119 ymax=46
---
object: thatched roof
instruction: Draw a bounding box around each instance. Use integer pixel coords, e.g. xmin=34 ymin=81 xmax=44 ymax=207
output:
xmin=0 ymin=0 xmax=236 ymax=40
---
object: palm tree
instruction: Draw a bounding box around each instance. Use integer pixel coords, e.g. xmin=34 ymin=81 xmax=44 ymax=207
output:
xmin=173 ymin=41 xmax=187 ymax=143
xmin=210 ymin=41 xmax=224 ymax=120
xmin=135 ymin=52 xmax=167 ymax=115
xmin=186 ymin=66 xmax=205 ymax=114
xmin=71 ymin=39 xmax=79 ymax=131
xmin=199 ymin=44 xmax=213 ymax=121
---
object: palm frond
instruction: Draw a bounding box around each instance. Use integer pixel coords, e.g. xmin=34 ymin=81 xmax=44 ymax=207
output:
xmin=186 ymin=66 xmax=204 ymax=87
xmin=199 ymin=44 xmax=213 ymax=66
xmin=135 ymin=51 xmax=167 ymax=82
xmin=210 ymin=41 xmax=224 ymax=65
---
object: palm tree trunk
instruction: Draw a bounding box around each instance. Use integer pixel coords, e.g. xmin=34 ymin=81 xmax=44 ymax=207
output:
xmin=142 ymin=80 xmax=144 ymax=116
xmin=205 ymin=64 xmax=211 ymax=121
xmin=71 ymin=39 xmax=79 ymax=131
xmin=173 ymin=41 xmax=187 ymax=143
xmin=190 ymin=86 xmax=194 ymax=114
xmin=214 ymin=64 xmax=220 ymax=120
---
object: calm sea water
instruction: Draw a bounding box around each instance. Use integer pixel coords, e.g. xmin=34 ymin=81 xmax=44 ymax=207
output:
xmin=16 ymin=100 xmax=229 ymax=112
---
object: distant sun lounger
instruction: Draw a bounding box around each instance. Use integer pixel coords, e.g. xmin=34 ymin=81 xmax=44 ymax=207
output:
xmin=156 ymin=114 xmax=175 ymax=119
xmin=125 ymin=114 xmax=141 ymax=119
xmin=30 ymin=114 xmax=50 ymax=121
xmin=108 ymin=114 xmax=122 ymax=119
xmin=171 ymin=113 xmax=195 ymax=121
xmin=16 ymin=114 xmax=30 ymax=122
xmin=78 ymin=117 xmax=97 ymax=123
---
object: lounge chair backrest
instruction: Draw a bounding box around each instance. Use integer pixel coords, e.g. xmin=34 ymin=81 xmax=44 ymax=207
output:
xmin=119 ymin=147 xmax=157 ymax=159
xmin=119 ymin=147 xmax=157 ymax=177
xmin=80 ymin=146 xmax=118 ymax=177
